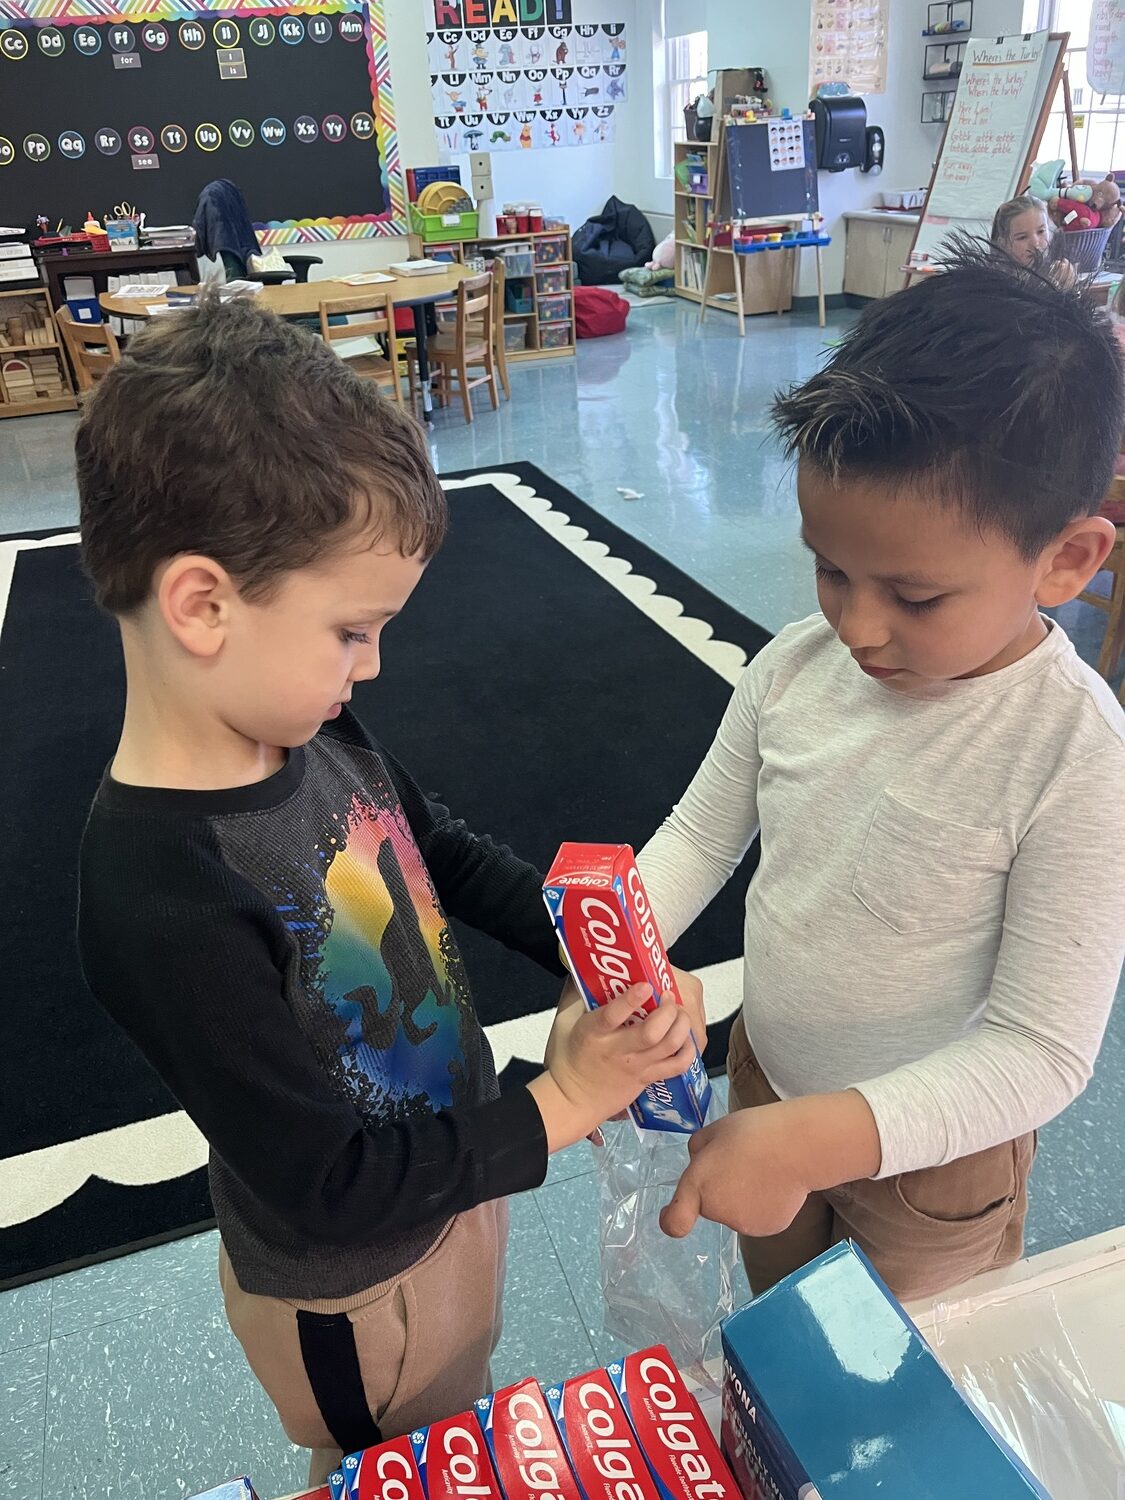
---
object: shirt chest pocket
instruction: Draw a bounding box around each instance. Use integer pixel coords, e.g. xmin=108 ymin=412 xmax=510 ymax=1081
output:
xmin=853 ymin=791 xmax=1009 ymax=935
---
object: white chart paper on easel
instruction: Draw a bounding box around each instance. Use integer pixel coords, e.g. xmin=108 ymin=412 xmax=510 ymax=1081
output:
xmin=910 ymin=31 xmax=1060 ymax=270
xmin=1089 ymin=0 xmax=1125 ymax=93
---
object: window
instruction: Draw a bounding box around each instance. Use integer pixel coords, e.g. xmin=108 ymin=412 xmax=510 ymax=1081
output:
xmin=657 ymin=29 xmax=708 ymax=178
xmin=1026 ymin=0 xmax=1125 ymax=175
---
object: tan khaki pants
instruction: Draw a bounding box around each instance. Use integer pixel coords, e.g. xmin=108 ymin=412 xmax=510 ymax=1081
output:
xmin=727 ymin=1014 xmax=1034 ymax=1303
xmin=219 ymin=1199 xmax=509 ymax=1487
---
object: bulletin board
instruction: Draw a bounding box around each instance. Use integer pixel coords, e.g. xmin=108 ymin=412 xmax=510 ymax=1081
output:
xmin=724 ymin=119 xmax=819 ymax=221
xmin=908 ymin=31 xmax=1067 ymax=272
xmin=0 ymin=0 xmax=406 ymax=245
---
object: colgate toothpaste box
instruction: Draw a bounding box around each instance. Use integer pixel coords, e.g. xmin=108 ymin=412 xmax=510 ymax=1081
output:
xmin=411 ymin=1413 xmax=505 ymax=1500
xmin=544 ymin=1367 xmax=661 ymax=1500
xmin=474 ymin=1377 xmax=583 ymax=1500
xmin=542 ymin=844 xmax=711 ymax=1134
xmin=608 ymin=1347 xmax=739 ymax=1500
xmin=342 ymin=1435 xmax=428 ymax=1500
xmin=721 ymin=1242 xmax=1050 ymax=1498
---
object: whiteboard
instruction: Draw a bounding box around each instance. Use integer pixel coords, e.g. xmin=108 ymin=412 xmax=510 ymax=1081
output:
xmin=910 ymin=31 xmax=1064 ymax=270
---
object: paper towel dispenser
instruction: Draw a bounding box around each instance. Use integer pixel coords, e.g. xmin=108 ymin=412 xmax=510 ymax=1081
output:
xmin=810 ymin=95 xmax=867 ymax=172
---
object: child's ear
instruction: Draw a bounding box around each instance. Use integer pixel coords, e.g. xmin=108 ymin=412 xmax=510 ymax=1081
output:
xmin=1034 ymin=516 xmax=1117 ymax=607
xmin=156 ymin=555 xmax=234 ymax=658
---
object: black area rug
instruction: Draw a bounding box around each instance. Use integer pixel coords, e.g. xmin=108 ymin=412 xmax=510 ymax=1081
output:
xmin=0 ymin=461 xmax=769 ymax=1287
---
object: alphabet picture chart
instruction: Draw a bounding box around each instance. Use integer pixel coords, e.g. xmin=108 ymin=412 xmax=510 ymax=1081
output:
xmin=427 ymin=20 xmax=625 ymax=148
xmin=0 ymin=0 xmax=407 ymax=243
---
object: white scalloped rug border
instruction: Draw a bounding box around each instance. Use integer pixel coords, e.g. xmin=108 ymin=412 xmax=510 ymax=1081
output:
xmin=0 ymin=472 xmax=748 ymax=1232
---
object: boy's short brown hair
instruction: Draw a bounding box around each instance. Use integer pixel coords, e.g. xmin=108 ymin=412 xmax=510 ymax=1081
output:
xmin=77 ymin=293 xmax=447 ymax=614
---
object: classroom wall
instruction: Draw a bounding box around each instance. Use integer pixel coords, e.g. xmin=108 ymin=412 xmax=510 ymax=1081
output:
xmin=296 ymin=0 xmax=638 ymax=279
xmin=703 ymin=0 xmax=1026 ymax=295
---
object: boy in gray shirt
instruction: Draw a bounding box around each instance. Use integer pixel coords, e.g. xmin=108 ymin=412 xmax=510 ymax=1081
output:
xmin=651 ymin=240 xmax=1125 ymax=1300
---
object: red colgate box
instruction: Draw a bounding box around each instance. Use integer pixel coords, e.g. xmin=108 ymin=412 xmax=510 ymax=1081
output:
xmin=342 ymin=1435 xmax=427 ymax=1500
xmin=474 ymin=1377 xmax=582 ymax=1500
xmin=544 ymin=1368 xmax=661 ymax=1500
xmin=542 ymin=844 xmax=712 ymax=1134
xmin=608 ymin=1348 xmax=739 ymax=1500
xmin=411 ymin=1412 xmax=505 ymax=1500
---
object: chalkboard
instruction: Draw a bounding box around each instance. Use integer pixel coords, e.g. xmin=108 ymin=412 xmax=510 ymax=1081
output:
xmin=724 ymin=118 xmax=818 ymax=221
xmin=0 ymin=0 xmax=406 ymax=244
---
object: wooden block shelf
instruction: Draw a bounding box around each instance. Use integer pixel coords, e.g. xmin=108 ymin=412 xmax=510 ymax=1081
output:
xmin=0 ymin=287 xmax=78 ymax=417
xmin=406 ymin=227 xmax=576 ymax=361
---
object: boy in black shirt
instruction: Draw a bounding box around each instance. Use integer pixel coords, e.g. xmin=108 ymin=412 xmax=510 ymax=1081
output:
xmin=76 ymin=297 xmax=699 ymax=1483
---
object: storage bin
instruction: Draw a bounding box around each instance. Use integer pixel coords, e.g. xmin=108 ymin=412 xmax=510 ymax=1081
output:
xmin=538 ymin=320 xmax=572 ymax=349
xmin=538 ymin=293 xmax=572 ymax=323
xmin=535 ymin=267 xmax=568 ymax=295
xmin=535 ymin=234 xmax=568 ymax=266
xmin=498 ymin=244 xmax=534 ymax=277
xmin=503 ymin=322 xmax=528 ymax=352
xmin=505 ymin=284 xmax=533 ymax=314
xmin=408 ymin=204 xmax=480 ymax=242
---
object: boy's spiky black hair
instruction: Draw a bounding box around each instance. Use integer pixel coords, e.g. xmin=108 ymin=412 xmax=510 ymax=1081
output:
xmin=771 ymin=234 xmax=1124 ymax=557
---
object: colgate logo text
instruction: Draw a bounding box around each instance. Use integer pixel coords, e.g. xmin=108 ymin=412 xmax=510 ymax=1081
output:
xmin=636 ymin=1358 xmax=728 ymax=1500
xmin=508 ymin=1391 xmax=568 ymax=1500
xmin=442 ymin=1425 xmax=493 ymax=1499
xmin=576 ymin=1381 xmax=647 ymax=1500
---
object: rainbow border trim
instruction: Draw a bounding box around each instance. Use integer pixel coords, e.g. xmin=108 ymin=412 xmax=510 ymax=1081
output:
xmin=0 ymin=0 xmax=407 ymax=241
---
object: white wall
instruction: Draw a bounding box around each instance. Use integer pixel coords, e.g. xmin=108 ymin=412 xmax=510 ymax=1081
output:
xmin=301 ymin=0 xmax=638 ymax=278
xmin=703 ymin=0 xmax=1025 ymax=294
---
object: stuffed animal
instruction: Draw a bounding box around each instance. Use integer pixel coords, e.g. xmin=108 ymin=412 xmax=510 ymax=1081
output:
xmin=1068 ymin=181 xmax=1094 ymax=203
xmin=1089 ymin=173 xmax=1123 ymax=228
xmin=1049 ymin=193 xmax=1101 ymax=231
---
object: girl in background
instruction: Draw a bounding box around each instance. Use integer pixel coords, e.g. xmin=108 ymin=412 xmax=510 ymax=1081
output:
xmin=991 ymin=194 xmax=1077 ymax=287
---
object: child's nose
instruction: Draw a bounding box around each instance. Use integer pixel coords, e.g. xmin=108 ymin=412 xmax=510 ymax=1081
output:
xmin=835 ymin=593 xmax=891 ymax=652
xmin=351 ymin=647 xmax=381 ymax=683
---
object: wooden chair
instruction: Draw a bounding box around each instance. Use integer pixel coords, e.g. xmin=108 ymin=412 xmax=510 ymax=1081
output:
xmin=427 ymin=272 xmax=499 ymax=424
xmin=54 ymin=307 xmax=121 ymax=394
xmin=1078 ymin=473 xmax=1125 ymax=683
xmin=488 ymin=257 xmax=511 ymax=401
xmin=317 ymin=292 xmax=402 ymax=406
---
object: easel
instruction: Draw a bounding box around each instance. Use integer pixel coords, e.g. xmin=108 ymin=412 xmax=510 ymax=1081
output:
xmin=904 ymin=32 xmax=1075 ymax=284
xmin=698 ymin=119 xmax=827 ymax=335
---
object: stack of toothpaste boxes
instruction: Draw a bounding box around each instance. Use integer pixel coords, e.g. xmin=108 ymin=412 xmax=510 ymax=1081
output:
xmin=329 ymin=1346 xmax=740 ymax=1500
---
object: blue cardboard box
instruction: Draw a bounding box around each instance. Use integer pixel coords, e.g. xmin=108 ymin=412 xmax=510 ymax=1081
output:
xmin=721 ymin=1243 xmax=1050 ymax=1498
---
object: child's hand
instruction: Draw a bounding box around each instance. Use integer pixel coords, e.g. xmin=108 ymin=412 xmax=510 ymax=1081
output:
xmin=659 ymin=1091 xmax=883 ymax=1239
xmin=531 ymin=988 xmax=696 ymax=1152
xmin=659 ymin=1107 xmax=811 ymax=1240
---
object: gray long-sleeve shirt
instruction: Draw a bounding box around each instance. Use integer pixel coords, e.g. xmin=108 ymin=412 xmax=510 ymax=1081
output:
xmin=638 ymin=614 xmax=1125 ymax=1178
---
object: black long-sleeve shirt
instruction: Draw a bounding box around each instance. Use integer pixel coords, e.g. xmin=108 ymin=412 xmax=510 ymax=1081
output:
xmin=77 ymin=710 xmax=564 ymax=1298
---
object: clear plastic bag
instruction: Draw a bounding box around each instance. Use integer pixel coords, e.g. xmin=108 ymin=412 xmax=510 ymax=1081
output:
xmin=930 ymin=1286 xmax=1125 ymax=1498
xmin=595 ymin=1104 xmax=737 ymax=1392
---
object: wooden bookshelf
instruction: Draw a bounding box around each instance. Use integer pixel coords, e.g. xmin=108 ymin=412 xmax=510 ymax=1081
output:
xmin=672 ymin=140 xmax=793 ymax=316
xmin=406 ymin=228 xmax=576 ymax=361
xmin=0 ymin=286 xmax=78 ymax=418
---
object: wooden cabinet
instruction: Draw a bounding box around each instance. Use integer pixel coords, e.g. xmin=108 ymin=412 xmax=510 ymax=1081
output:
xmin=843 ymin=217 xmax=916 ymax=299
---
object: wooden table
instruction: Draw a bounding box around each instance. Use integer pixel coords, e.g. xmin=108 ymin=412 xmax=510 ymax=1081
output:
xmin=99 ymin=263 xmax=472 ymax=417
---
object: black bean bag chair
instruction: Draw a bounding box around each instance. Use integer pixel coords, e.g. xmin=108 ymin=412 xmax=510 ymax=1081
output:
xmin=573 ymin=196 xmax=657 ymax=285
